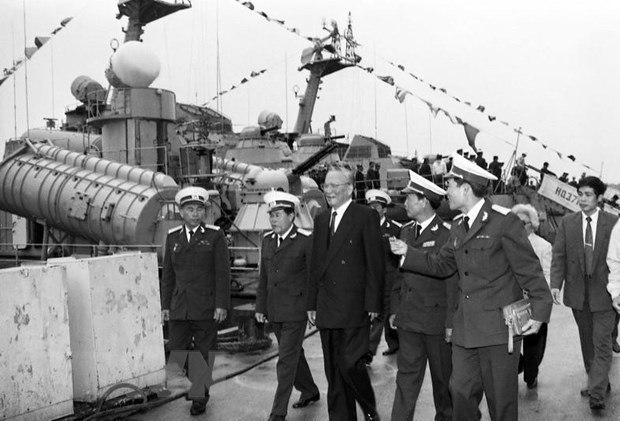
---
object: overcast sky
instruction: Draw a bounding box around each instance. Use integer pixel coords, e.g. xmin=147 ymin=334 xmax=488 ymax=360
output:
xmin=2 ymin=0 xmax=620 ymax=181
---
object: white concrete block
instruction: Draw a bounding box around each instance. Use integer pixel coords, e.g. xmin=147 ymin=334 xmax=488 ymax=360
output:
xmin=0 ymin=265 xmax=73 ymax=421
xmin=48 ymin=252 xmax=165 ymax=402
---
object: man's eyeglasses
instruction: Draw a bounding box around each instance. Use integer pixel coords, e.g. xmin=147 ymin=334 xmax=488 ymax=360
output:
xmin=322 ymin=183 xmax=349 ymax=190
xmin=521 ymin=220 xmax=531 ymax=226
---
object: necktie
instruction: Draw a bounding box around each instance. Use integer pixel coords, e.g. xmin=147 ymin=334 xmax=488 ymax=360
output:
xmin=414 ymin=223 xmax=422 ymax=240
xmin=277 ymin=236 xmax=283 ymax=248
xmin=585 ymin=216 xmax=594 ymax=276
xmin=188 ymin=229 xmax=194 ymax=241
xmin=463 ymin=216 xmax=470 ymax=232
xmin=330 ymin=211 xmax=337 ymax=236
xmin=328 ymin=211 xmax=337 ymax=247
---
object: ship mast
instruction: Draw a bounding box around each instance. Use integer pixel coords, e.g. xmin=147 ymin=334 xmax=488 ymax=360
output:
xmin=116 ymin=0 xmax=192 ymax=42
xmin=293 ymin=13 xmax=360 ymax=135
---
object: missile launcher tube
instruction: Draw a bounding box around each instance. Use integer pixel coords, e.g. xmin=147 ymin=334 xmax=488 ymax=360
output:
xmin=0 ymin=150 xmax=176 ymax=246
xmin=30 ymin=143 xmax=176 ymax=189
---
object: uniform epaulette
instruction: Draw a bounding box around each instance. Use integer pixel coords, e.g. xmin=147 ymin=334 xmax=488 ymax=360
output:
xmin=392 ymin=220 xmax=403 ymax=228
xmin=491 ymin=204 xmax=510 ymax=215
xmin=442 ymin=221 xmax=451 ymax=230
xmin=168 ymin=225 xmax=183 ymax=234
xmin=297 ymin=228 xmax=311 ymax=236
xmin=401 ymin=220 xmax=415 ymax=229
xmin=203 ymin=223 xmax=221 ymax=231
xmin=264 ymin=230 xmax=274 ymax=237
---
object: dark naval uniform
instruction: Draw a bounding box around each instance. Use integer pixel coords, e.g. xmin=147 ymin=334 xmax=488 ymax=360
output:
xmin=402 ymin=200 xmax=552 ymax=421
xmin=256 ymin=226 xmax=319 ymax=418
xmin=369 ymin=217 xmax=402 ymax=355
xmin=161 ymin=223 xmax=231 ymax=396
xmin=391 ymin=216 xmax=456 ymax=421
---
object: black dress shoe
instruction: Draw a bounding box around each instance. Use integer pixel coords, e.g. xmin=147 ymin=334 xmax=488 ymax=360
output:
xmin=526 ymin=378 xmax=538 ymax=389
xmin=364 ymin=411 xmax=381 ymax=421
xmin=292 ymin=393 xmax=319 ymax=409
xmin=190 ymin=400 xmax=206 ymax=416
xmin=613 ymin=342 xmax=620 ymax=353
xmin=589 ymin=397 xmax=605 ymax=410
xmin=382 ymin=348 xmax=399 ymax=356
xmin=268 ymin=414 xmax=286 ymax=421
xmin=581 ymin=384 xmax=611 ymax=397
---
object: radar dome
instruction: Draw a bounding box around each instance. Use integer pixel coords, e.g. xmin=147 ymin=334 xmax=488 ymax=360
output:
xmin=257 ymin=111 xmax=283 ymax=130
xmin=71 ymin=76 xmax=106 ymax=103
xmin=105 ymin=41 xmax=160 ymax=88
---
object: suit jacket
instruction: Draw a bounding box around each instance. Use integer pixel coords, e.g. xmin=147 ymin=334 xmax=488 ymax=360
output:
xmin=550 ymin=210 xmax=618 ymax=311
xmin=392 ymin=216 xmax=458 ymax=335
xmin=161 ymin=224 xmax=231 ymax=320
xmin=308 ymin=202 xmax=385 ymax=329
xmin=402 ymin=199 xmax=552 ymax=348
xmin=256 ymin=226 xmax=312 ymax=323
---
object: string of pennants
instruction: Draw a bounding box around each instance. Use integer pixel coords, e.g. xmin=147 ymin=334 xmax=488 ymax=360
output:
xmin=230 ymin=0 xmax=595 ymax=171
xmin=204 ymin=68 xmax=268 ymax=104
xmin=359 ymin=58 xmax=596 ymax=171
xmin=233 ymin=0 xmax=317 ymax=41
xmin=0 ymin=17 xmax=73 ymax=87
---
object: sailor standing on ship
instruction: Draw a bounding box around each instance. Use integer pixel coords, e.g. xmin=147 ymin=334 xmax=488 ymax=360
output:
xmin=364 ymin=189 xmax=401 ymax=364
xmin=161 ymin=186 xmax=231 ymax=416
xmin=255 ymin=191 xmax=320 ymax=421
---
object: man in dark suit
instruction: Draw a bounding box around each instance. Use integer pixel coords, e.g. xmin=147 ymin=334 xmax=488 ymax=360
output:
xmin=355 ymin=164 xmax=367 ymax=203
xmin=390 ymin=155 xmax=552 ymax=421
xmin=308 ymin=163 xmax=385 ymax=421
xmin=366 ymin=162 xmax=377 ymax=190
xmin=365 ymin=189 xmax=401 ymax=364
xmin=161 ymin=187 xmax=231 ymax=416
xmin=474 ymin=151 xmax=487 ymax=170
xmin=418 ymin=158 xmax=432 ymax=181
xmin=389 ymin=170 xmax=456 ymax=421
xmin=255 ymin=191 xmax=320 ymax=421
xmin=551 ymin=176 xmax=619 ymax=410
xmin=488 ymin=156 xmax=503 ymax=193
xmin=374 ymin=163 xmax=382 ymax=189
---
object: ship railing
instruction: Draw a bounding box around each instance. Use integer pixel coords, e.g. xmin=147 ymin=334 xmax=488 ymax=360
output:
xmin=0 ymin=242 xmax=162 ymax=267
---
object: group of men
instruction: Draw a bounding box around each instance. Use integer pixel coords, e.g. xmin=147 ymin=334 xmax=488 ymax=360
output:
xmin=253 ymin=156 xmax=550 ymax=421
xmin=161 ymin=152 xmax=620 ymax=420
xmin=354 ymin=161 xmax=381 ymax=202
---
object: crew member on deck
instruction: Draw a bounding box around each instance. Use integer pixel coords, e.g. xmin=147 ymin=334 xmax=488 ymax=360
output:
xmin=255 ymin=191 xmax=320 ymax=421
xmin=161 ymin=187 xmax=231 ymax=416
xmin=365 ymin=189 xmax=401 ymax=364
xmin=389 ymin=171 xmax=456 ymax=421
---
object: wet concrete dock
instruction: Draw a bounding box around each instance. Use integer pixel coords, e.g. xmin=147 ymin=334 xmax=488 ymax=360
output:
xmin=129 ymin=304 xmax=620 ymax=420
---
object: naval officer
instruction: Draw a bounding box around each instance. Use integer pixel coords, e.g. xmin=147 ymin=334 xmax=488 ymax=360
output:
xmin=255 ymin=191 xmax=320 ymax=421
xmin=389 ymin=170 xmax=456 ymax=421
xmin=365 ymin=189 xmax=401 ymax=364
xmin=161 ymin=186 xmax=231 ymax=416
xmin=390 ymin=155 xmax=552 ymax=421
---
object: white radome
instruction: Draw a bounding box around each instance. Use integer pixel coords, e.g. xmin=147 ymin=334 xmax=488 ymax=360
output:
xmin=109 ymin=41 xmax=160 ymax=88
